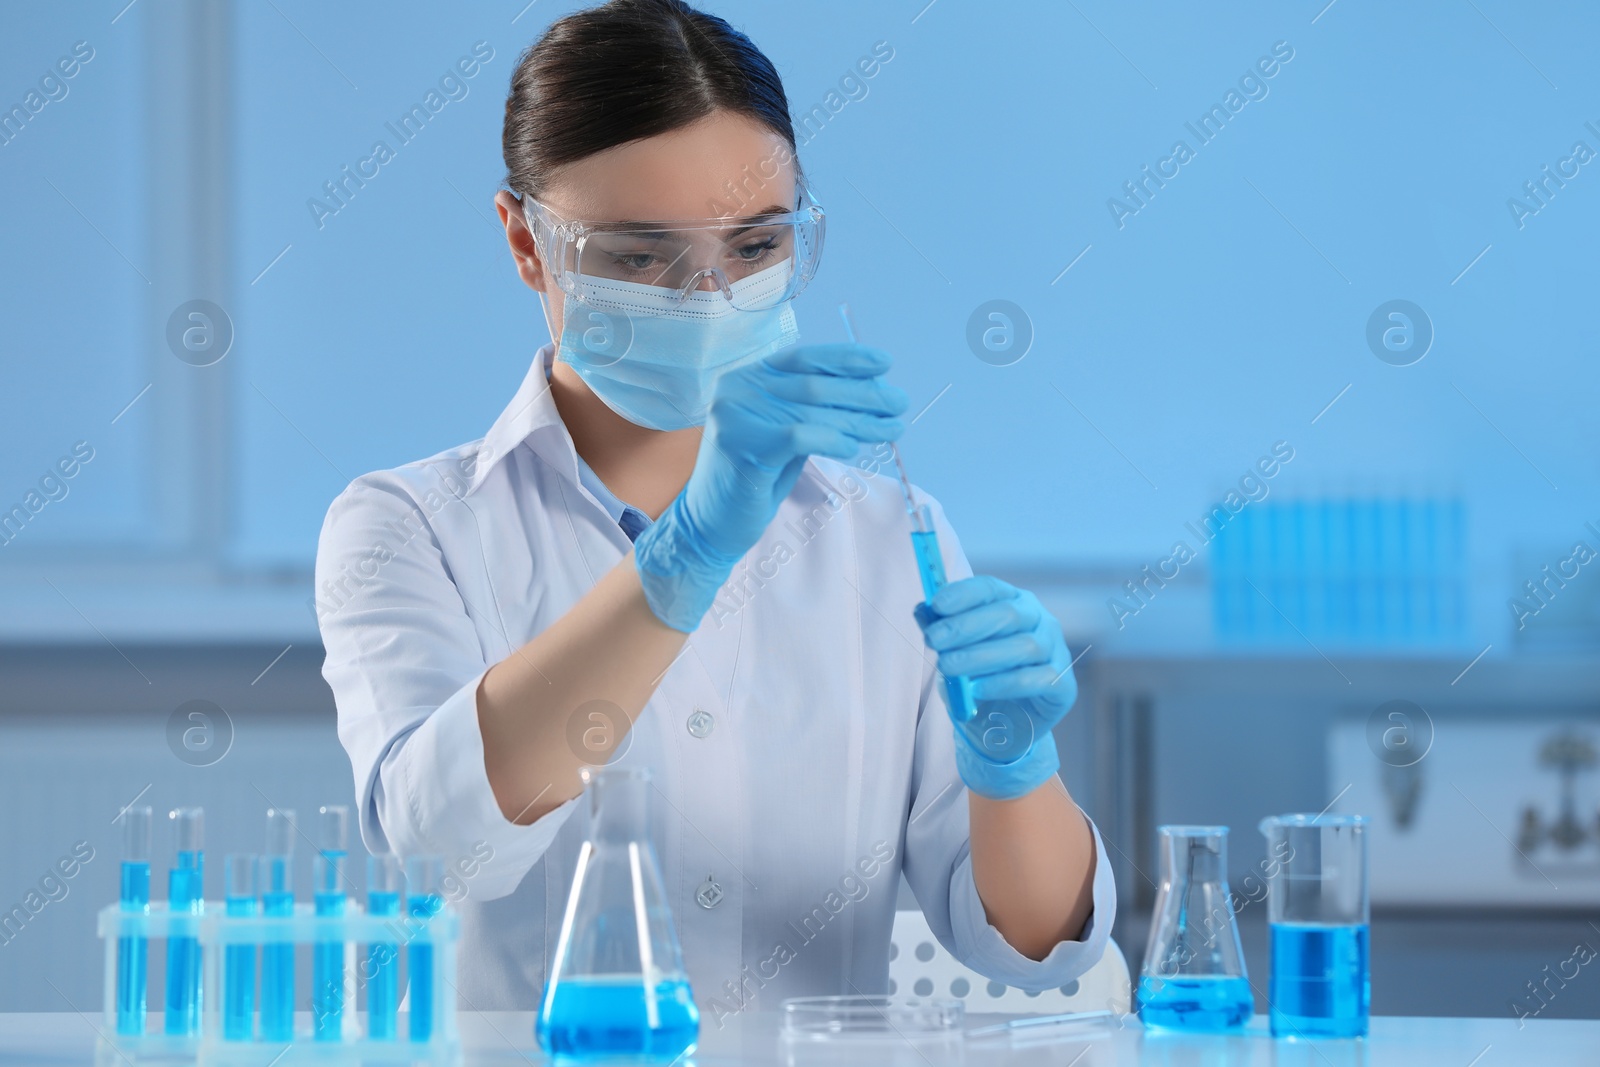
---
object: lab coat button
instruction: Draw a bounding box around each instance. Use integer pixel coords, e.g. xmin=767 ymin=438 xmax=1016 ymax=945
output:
xmin=686 ymin=708 xmax=715 ymax=738
xmin=695 ymin=876 xmax=724 ymax=909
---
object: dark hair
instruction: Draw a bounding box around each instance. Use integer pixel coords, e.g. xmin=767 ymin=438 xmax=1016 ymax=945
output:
xmin=503 ymin=0 xmax=796 ymax=198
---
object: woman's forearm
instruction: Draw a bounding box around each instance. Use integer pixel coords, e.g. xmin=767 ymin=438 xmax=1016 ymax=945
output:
xmin=475 ymin=552 xmax=688 ymax=825
xmin=968 ymin=778 xmax=1097 ymax=961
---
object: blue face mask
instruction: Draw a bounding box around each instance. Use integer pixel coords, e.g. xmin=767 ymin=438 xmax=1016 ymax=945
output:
xmin=547 ymin=260 xmax=801 ymax=431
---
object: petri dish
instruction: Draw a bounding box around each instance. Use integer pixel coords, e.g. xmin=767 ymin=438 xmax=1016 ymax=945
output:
xmin=781 ymin=995 xmax=965 ymax=1038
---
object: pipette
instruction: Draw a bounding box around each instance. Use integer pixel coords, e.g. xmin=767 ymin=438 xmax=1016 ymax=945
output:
xmin=966 ymin=1009 xmax=1116 ymax=1038
xmin=838 ymin=304 xmax=977 ymax=724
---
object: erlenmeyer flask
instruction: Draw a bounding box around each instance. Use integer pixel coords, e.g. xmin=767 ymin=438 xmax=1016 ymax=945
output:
xmin=537 ymin=766 xmax=700 ymax=1063
xmin=1138 ymin=825 xmax=1253 ymax=1031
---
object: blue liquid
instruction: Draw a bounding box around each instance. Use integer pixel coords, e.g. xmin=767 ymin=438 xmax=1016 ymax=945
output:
xmin=224 ymin=895 xmax=257 ymax=1041
xmin=537 ymin=975 xmax=700 ymax=1062
xmin=367 ymin=890 xmax=401 ymax=1040
xmin=117 ymin=861 xmax=149 ymax=1036
xmin=164 ymin=854 xmax=203 ymax=1036
xmin=1269 ymin=923 xmax=1369 ymax=1038
xmin=313 ymin=888 xmax=346 ymax=1040
xmin=407 ymin=893 xmax=443 ymax=1042
xmin=910 ymin=529 xmax=978 ymax=722
xmin=261 ymin=889 xmax=296 ymax=1041
xmin=1139 ymin=975 xmax=1254 ymax=1031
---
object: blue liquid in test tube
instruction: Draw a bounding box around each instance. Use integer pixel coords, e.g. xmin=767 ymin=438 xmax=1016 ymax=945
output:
xmin=405 ymin=856 xmax=446 ymax=1043
xmin=224 ymin=855 xmax=259 ymax=1041
xmin=909 ymin=517 xmax=979 ymax=723
xmin=367 ymin=855 xmax=404 ymax=1041
xmin=164 ymin=807 xmax=204 ymax=1037
xmin=260 ymin=808 xmax=296 ymax=1042
xmin=117 ymin=805 xmax=151 ymax=1036
xmin=313 ymin=805 xmax=350 ymax=1040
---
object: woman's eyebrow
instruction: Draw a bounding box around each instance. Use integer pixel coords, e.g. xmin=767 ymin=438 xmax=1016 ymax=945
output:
xmin=602 ymin=205 xmax=791 ymax=229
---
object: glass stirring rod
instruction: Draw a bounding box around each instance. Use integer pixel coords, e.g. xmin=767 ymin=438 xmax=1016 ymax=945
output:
xmin=838 ymin=304 xmax=978 ymax=723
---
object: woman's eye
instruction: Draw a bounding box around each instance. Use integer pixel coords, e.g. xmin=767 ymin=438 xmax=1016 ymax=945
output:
xmin=733 ymin=238 xmax=779 ymax=262
xmin=612 ymin=252 xmax=659 ymax=271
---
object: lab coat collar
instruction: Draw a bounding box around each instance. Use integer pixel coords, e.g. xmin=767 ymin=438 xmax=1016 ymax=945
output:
xmin=465 ymin=343 xmax=579 ymax=498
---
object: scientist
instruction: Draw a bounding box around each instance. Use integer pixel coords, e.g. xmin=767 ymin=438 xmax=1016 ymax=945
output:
xmin=315 ymin=0 xmax=1115 ymax=1015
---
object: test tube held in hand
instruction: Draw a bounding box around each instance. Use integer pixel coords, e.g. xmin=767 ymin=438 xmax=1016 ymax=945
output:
xmin=838 ymin=303 xmax=978 ymax=724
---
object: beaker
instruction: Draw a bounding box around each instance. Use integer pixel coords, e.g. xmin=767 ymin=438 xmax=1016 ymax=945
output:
xmin=1259 ymin=813 xmax=1369 ymax=1039
xmin=1139 ymin=825 xmax=1253 ymax=1031
xmin=537 ymin=766 xmax=700 ymax=1063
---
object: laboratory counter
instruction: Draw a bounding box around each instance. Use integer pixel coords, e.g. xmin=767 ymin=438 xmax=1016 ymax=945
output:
xmin=1 ymin=1011 xmax=1594 ymax=1066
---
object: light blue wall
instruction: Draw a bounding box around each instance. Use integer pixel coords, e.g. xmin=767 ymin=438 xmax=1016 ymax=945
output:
xmin=5 ymin=1 xmax=1596 ymax=650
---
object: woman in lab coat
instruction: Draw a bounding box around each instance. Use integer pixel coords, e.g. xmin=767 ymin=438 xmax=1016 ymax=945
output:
xmin=314 ymin=0 xmax=1115 ymax=1021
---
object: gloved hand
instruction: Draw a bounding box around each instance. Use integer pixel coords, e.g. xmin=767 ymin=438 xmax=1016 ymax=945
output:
xmin=914 ymin=576 xmax=1078 ymax=800
xmin=633 ymin=343 xmax=907 ymax=632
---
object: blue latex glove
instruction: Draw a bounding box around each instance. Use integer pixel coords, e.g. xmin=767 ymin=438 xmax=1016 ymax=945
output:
xmin=633 ymin=343 xmax=907 ymax=632
xmin=914 ymin=576 xmax=1079 ymax=800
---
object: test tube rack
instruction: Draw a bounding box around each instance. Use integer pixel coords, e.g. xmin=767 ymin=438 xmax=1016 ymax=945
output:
xmin=96 ymin=900 xmax=461 ymax=1066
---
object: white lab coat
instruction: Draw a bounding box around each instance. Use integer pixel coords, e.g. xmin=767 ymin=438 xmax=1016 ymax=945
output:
xmin=314 ymin=343 xmax=1116 ymax=1021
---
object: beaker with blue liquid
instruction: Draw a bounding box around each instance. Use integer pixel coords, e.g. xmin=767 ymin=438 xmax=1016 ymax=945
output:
xmin=1139 ymin=826 xmax=1255 ymax=1031
xmin=537 ymin=766 xmax=699 ymax=1064
xmin=1259 ymin=813 xmax=1370 ymax=1039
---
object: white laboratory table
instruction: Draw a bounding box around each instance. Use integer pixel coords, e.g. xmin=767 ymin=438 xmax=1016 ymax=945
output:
xmin=0 ymin=1011 xmax=1594 ymax=1065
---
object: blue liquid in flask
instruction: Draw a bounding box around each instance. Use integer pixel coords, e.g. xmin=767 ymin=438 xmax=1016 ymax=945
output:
xmin=538 ymin=768 xmax=699 ymax=1064
xmin=1139 ymin=975 xmax=1254 ymax=1031
xmin=537 ymin=975 xmax=699 ymax=1062
xmin=1269 ymin=922 xmax=1369 ymax=1038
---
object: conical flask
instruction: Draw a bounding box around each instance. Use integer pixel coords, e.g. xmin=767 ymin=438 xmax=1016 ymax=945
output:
xmin=1138 ymin=825 xmax=1253 ymax=1031
xmin=537 ymin=766 xmax=700 ymax=1063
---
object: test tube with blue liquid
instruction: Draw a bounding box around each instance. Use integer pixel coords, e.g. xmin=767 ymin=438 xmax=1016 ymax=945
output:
xmin=838 ymin=304 xmax=977 ymax=726
xmin=116 ymin=805 xmax=151 ymax=1036
xmin=223 ymin=855 xmax=258 ymax=1040
xmin=164 ymin=807 xmax=204 ymax=1036
xmin=260 ymin=808 xmax=295 ymax=1042
xmin=405 ymin=856 xmax=445 ymax=1043
xmin=1260 ymin=813 xmax=1370 ymax=1039
xmin=366 ymin=854 xmax=404 ymax=1041
xmin=313 ymin=805 xmax=350 ymax=1040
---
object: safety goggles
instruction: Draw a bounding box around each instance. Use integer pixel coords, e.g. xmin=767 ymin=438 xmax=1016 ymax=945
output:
xmin=521 ymin=178 xmax=825 ymax=313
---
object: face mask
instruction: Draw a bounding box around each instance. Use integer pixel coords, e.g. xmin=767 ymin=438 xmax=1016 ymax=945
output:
xmin=541 ymin=260 xmax=801 ymax=431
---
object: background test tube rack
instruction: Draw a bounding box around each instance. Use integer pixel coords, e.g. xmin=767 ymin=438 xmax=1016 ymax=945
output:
xmin=96 ymin=900 xmax=461 ymax=1066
